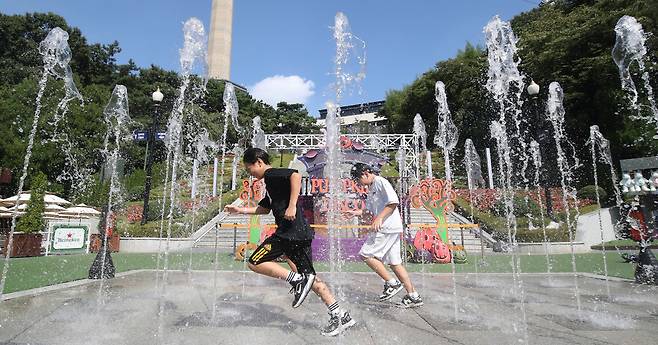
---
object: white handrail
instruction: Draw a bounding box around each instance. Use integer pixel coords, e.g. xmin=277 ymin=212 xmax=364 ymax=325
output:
xmin=191 ymin=198 xmax=243 ymax=245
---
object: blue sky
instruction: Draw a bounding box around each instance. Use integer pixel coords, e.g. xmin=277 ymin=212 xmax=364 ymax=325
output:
xmin=1 ymin=0 xmax=538 ymax=116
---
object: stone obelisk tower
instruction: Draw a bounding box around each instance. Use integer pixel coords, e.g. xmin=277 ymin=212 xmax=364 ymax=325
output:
xmin=208 ymin=0 xmax=233 ymax=80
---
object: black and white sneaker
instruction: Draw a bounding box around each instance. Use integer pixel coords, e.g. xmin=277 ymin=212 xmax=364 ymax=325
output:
xmin=290 ymin=273 xmax=315 ymax=308
xmin=320 ymin=311 xmax=356 ymax=337
xmin=400 ymin=293 xmax=424 ymax=308
xmin=379 ymin=280 xmax=404 ymax=301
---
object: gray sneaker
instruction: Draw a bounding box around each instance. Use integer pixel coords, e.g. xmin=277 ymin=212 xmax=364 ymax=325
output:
xmin=320 ymin=311 xmax=356 ymax=336
xmin=400 ymin=293 xmax=423 ymax=308
xmin=379 ymin=281 xmax=404 ymax=301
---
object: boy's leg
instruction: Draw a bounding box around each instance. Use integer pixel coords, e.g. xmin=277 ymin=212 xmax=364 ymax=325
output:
xmin=390 ymin=264 xmax=414 ymax=293
xmin=286 ymin=240 xmax=355 ymax=336
xmin=248 ymin=237 xmax=304 ymax=284
xmin=359 ymin=232 xmax=394 ymax=281
xmin=386 ymin=236 xmax=423 ymax=307
xmin=365 ymin=233 xmax=408 ymax=301
xmin=247 ymin=260 xmax=291 ymax=280
xmin=286 ymin=244 xmax=337 ymax=304
xmin=284 ymin=256 xmax=298 ymax=272
xmin=311 ymin=277 xmax=336 ymax=305
xmin=362 ymin=256 xmax=393 ymax=281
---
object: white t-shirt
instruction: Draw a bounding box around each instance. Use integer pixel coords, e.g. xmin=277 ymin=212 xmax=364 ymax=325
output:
xmin=365 ymin=176 xmax=403 ymax=234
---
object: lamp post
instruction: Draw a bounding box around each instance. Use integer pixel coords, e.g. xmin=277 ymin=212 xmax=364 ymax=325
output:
xmin=141 ymin=87 xmax=163 ymax=225
xmin=527 ymin=80 xmax=554 ymax=219
xmin=278 ymin=122 xmax=284 ymax=167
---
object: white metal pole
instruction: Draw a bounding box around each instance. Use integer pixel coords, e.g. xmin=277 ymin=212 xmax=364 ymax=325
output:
xmin=191 ymin=159 xmax=198 ymax=199
xmin=212 ymin=157 xmax=218 ymax=197
xmin=231 ymin=156 xmax=238 ymax=191
xmin=426 ymin=151 xmax=433 ymax=178
xmin=485 ymin=147 xmax=494 ymax=189
xmin=45 ymin=223 xmax=51 ymax=256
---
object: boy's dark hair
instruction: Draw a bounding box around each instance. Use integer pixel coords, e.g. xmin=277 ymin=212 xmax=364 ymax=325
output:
xmin=243 ymin=147 xmax=270 ymax=165
xmin=350 ymin=163 xmax=374 ymax=180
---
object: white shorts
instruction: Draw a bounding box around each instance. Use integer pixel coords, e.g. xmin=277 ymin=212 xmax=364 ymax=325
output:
xmin=359 ymin=232 xmax=402 ymax=265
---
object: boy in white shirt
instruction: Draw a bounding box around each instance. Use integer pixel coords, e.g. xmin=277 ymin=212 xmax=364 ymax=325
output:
xmin=345 ymin=163 xmax=423 ymax=307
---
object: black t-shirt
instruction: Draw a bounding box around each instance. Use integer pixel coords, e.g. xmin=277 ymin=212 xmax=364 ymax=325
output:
xmin=258 ymin=168 xmax=314 ymax=241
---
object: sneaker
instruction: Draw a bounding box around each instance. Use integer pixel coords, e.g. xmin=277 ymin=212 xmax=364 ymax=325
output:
xmin=379 ymin=280 xmax=404 ymax=301
xmin=321 ymin=311 xmax=356 ymax=337
xmin=400 ymin=293 xmax=424 ymax=308
xmin=290 ymin=273 xmax=315 ymax=308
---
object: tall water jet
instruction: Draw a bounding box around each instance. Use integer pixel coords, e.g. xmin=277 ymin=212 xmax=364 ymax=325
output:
xmin=0 ymin=27 xmax=82 ymax=297
xmin=484 ymin=15 xmax=529 ymax=186
xmin=210 ymin=81 xmax=240 ymax=322
xmin=251 ymin=116 xmax=267 ymax=150
xmin=433 ymin=81 xmax=459 ymax=181
xmin=187 ymin=129 xmax=217 ymax=271
xmin=218 ymin=82 xmax=237 ymax=209
xmin=430 ymin=82 xmax=460 ymax=321
xmin=95 ymin=85 xmax=131 ymax=293
xmin=330 ymin=12 xmax=366 ymax=102
xmin=529 ymin=140 xmax=552 ymax=275
xmin=396 ymin=146 xmax=407 ymax=191
xmin=157 ymin=17 xmax=207 ymax=339
xmin=413 ymin=114 xmax=430 ymax=178
xmin=588 ymin=125 xmax=615 ymax=297
xmin=221 ymin=83 xmax=245 ymax=191
xmin=546 ymin=81 xmax=582 ymax=314
xmin=324 ymin=12 xmax=366 ymax=285
xmin=484 ymin=15 xmax=529 ymax=342
xmin=47 ymin=33 xmax=86 ymax=197
xmin=464 ymin=139 xmax=486 ymax=258
xmin=613 ymin=16 xmax=658 ymax=127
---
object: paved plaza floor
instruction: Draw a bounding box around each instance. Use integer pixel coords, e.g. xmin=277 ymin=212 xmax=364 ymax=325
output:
xmin=1 ymin=270 xmax=657 ymax=345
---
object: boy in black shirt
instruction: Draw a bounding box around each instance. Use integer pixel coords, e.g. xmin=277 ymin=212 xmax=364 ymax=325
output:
xmin=224 ymin=148 xmax=355 ymax=336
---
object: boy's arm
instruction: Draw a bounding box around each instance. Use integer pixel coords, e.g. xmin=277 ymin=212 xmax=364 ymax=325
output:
xmin=371 ymin=203 xmax=398 ymax=231
xmin=285 ymin=172 xmax=302 ymax=220
xmin=224 ymin=205 xmax=270 ymax=215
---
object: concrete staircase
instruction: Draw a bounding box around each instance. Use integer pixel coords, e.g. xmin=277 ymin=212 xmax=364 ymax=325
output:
xmin=407 ymin=207 xmax=493 ymax=254
xmin=193 ymin=212 xmax=250 ymax=249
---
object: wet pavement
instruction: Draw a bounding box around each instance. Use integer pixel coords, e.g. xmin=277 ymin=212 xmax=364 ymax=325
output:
xmin=1 ymin=270 xmax=657 ymax=344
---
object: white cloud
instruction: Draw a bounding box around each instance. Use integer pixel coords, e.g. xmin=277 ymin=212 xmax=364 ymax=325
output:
xmin=249 ymin=75 xmax=315 ymax=108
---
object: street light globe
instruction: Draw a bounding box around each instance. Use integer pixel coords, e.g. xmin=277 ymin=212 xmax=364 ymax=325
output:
xmin=527 ymin=80 xmax=540 ymax=95
xmin=152 ymin=87 xmax=164 ymax=102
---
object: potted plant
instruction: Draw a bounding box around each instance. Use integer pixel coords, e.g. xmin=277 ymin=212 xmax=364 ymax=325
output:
xmin=4 ymin=173 xmax=47 ymax=257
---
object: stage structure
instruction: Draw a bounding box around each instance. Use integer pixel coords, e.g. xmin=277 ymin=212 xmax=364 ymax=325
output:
xmin=264 ymin=133 xmax=421 ymax=182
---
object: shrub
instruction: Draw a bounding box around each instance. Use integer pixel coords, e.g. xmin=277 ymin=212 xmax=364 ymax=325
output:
xmin=577 ymin=185 xmax=606 ymax=202
xmin=124 ymin=169 xmax=146 ymax=201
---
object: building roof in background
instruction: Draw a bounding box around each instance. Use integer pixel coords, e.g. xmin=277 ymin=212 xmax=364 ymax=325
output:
xmin=317 ymin=101 xmax=386 ymax=126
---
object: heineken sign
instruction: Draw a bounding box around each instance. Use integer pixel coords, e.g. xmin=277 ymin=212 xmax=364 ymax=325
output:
xmin=49 ymin=224 xmax=89 ymax=253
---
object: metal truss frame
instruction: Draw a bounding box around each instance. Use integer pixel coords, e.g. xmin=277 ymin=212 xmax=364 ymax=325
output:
xmin=264 ymin=133 xmax=420 ymax=181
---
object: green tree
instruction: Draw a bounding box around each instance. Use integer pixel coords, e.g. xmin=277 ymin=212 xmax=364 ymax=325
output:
xmin=273 ymin=102 xmax=320 ymax=134
xmin=383 ymin=0 xmax=658 ymax=190
xmin=16 ymin=172 xmax=47 ymax=233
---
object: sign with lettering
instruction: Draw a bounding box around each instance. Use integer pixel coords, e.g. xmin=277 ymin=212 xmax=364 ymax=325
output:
xmin=132 ymin=130 xmax=148 ymax=141
xmin=49 ymin=224 xmax=89 ymax=253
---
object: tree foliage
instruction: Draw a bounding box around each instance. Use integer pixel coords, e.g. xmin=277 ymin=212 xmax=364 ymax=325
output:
xmin=383 ymin=0 xmax=658 ymax=191
xmin=16 ymin=172 xmax=47 ymax=233
xmin=0 ymin=12 xmax=319 ymax=199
